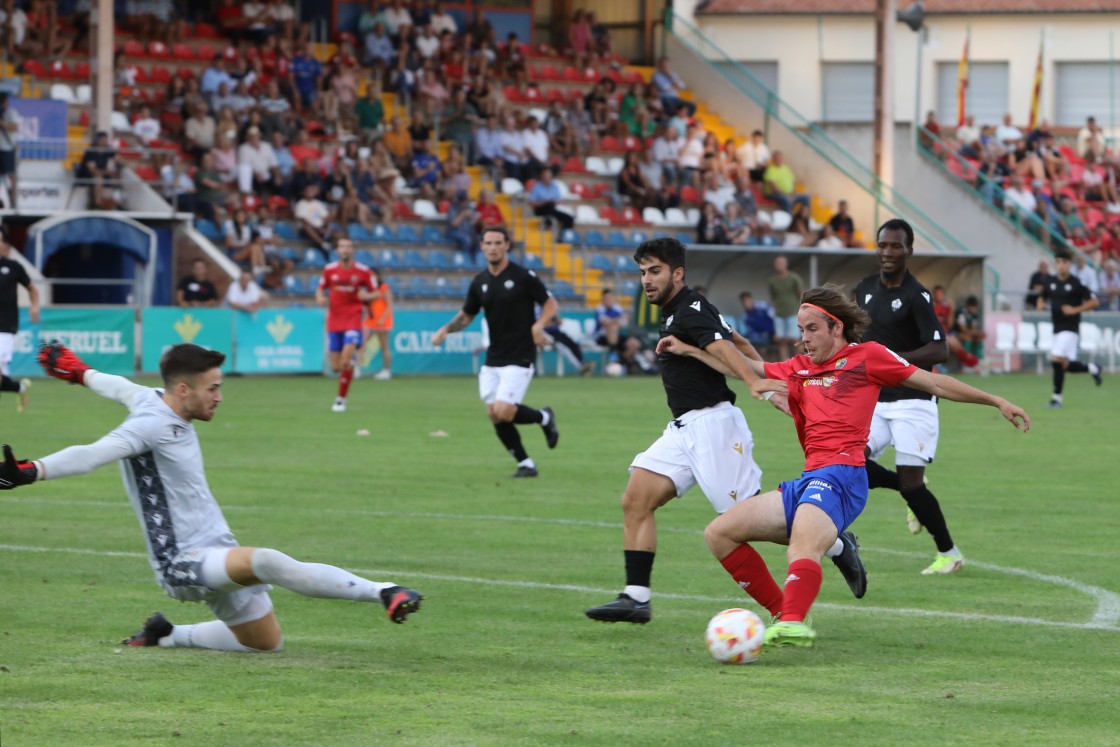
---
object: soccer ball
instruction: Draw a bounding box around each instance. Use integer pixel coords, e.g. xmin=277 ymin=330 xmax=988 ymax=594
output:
xmin=704 ymin=608 xmax=765 ymax=664
xmin=604 ymin=361 xmax=626 ymax=377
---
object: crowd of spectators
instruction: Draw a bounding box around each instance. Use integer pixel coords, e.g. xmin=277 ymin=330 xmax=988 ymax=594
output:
xmin=926 ymin=110 xmax=1120 ymax=264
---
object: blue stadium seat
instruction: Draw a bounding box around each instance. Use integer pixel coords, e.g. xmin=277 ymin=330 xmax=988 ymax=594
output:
xmin=559 ymin=228 xmax=581 ymax=245
xmin=275 ymin=221 xmax=298 ymax=240
xmin=606 ymin=230 xmax=629 ymax=248
xmin=583 ymin=230 xmax=607 ymax=248
xmin=523 ymin=253 xmax=544 ymax=270
xmin=428 ymin=251 xmax=453 ymax=269
xmin=194 ymin=218 xmax=222 ymax=240
xmin=348 ymin=224 xmax=372 ymax=241
xmin=279 ymin=247 xmax=302 ymax=264
xmin=589 ymin=255 xmax=613 ymax=272
xmin=456 ymin=276 xmax=473 ymax=293
xmin=302 ymin=248 xmax=326 ymax=268
xmin=404 ymin=249 xmax=429 ymax=268
xmin=614 ymin=254 xmax=632 ymax=272
xmin=421 ymin=225 xmax=449 ymax=245
xmin=675 ymin=232 xmax=693 ymax=244
xmin=384 ymin=276 xmax=404 ymax=293
xmin=652 ymin=232 xmax=670 ymax=240
xmin=630 ymin=231 xmax=649 ymax=245
xmin=395 ymin=225 xmax=420 ymax=244
xmin=282 ymin=274 xmax=306 ymax=295
xmin=371 ymin=224 xmax=395 ymax=242
xmin=377 ymin=249 xmax=402 ymax=268
xmin=355 ymin=249 xmax=376 ymax=266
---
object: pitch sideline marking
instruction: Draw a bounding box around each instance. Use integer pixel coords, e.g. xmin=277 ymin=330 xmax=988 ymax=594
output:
xmin=0 ymin=541 xmax=1116 ymax=632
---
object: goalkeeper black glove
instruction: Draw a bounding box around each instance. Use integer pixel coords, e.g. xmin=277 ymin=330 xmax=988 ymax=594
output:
xmin=0 ymin=444 xmax=38 ymax=489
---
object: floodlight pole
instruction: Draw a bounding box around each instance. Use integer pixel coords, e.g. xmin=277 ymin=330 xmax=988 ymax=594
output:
xmin=873 ymin=0 xmax=896 ymax=192
xmin=93 ymin=0 xmax=114 ymax=136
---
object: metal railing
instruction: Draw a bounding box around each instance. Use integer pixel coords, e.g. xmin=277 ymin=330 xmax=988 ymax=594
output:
xmin=668 ymin=11 xmax=1001 ymax=297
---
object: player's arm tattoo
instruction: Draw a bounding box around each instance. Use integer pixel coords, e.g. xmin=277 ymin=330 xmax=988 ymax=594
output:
xmin=444 ymin=311 xmax=474 ymax=333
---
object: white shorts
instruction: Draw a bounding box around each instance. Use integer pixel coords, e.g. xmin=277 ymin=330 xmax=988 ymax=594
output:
xmin=0 ymin=332 xmax=14 ymax=375
xmin=773 ymin=314 xmax=800 ymax=339
xmin=160 ymin=546 xmax=275 ymax=627
xmin=867 ymin=399 xmax=939 ymax=467
xmin=479 ymin=364 xmax=534 ymax=405
xmin=630 ymin=401 xmax=763 ymax=513
xmin=1050 ymin=330 xmax=1079 ymax=361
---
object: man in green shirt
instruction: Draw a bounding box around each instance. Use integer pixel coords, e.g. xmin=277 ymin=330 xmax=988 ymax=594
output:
xmin=762 ymin=151 xmax=810 ymax=213
xmin=355 ymin=87 xmax=385 ymax=139
xmin=767 ymin=254 xmax=804 ymax=359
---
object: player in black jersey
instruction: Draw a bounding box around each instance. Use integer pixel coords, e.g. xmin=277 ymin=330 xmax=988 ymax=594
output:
xmin=0 ymin=229 xmax=38 ymax=412
xmin=855 ymin=219 xmax=964 ymax=575
xmin=1038 ymin=249 xmax=1102 ymax=408
xmin=432 ymin=227 xmax=561 ymax=477
xmin=585 ymin=237 xmax=866 ymax=624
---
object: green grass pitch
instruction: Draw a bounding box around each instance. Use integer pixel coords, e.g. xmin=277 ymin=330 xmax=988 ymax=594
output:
xmin=1 ymin=372 xmax=1118 ymax=745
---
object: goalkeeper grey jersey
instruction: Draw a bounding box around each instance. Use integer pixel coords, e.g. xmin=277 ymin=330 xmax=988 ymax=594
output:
xmin=38 ymin=374 xmax=236 ymax=584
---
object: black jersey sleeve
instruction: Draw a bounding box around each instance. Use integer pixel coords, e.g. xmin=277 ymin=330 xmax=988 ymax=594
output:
xmin=525 ymin=269 xmax=552 ymax=306
xmin=677 ymin=298 xmax=732 ymax=348
xmin=463 ymin=275 xmax=483 ymax=316
xmin=913 ymin=287 xmax=947 ymax=345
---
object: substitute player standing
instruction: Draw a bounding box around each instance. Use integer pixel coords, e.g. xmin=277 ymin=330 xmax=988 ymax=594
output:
xmin=855 ymin=219 xmax=965 ymax=575
xmin=584 ymin=238 xmax=866 ymax=625
xmin=0 ymin=341 xmax=421 ymax=652
xmin=0 ymin=229 xmax=38 ymax=411
xmin=660 ymin=286 xmax=1029 ymax=647
xmin=431 ymin=227 xmax=560 ymax=478
xmin=316 ymin=238 xmax=377 ymax=412
xmin=1038 ymin=248 xmax=1102 ymax=408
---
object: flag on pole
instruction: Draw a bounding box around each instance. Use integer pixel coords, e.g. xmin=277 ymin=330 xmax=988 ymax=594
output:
xmin=956 ymin=31 xmax=970 ymax=127
xmin=1029 ymin=38 xmax=1044 ymax=129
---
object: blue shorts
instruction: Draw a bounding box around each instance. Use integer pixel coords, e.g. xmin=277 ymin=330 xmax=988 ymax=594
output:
xmin=779 ymin=465 xmax=868 ymax=535
xmin=328 ymin=330 xmax=362 ymax=352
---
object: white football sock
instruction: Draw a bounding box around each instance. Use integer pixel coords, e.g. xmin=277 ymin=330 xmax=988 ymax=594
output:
xmin=825 ymin=538 xmax=844 ymax=558
xmin=624 ymin=585 xmax=651 ymax=603
xmin=518 ymin=458 xmax=536 ymax=469
xmin=540 ymin=409 xmax=551 ymax=426
xmin=250 ymin=548 xmax=393 ymax=602
xmin=164 ymin=620 xmax=269 ymax=652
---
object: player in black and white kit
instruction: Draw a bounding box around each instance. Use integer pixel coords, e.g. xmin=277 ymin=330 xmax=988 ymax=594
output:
xmin=1 ymin=342 xmax=422 ymax=652
xmin=432 ymin=226 xmax=560 ymax=478
xmin=1039 ymin=249 xmax=1102 ymax=408
xmin=585 ymin=237 xmax=866 ymax=624
xmin=856 ymin=219 xmax=965 ymax=576
xmin=0 ymin=228 xmax=39 ymax=412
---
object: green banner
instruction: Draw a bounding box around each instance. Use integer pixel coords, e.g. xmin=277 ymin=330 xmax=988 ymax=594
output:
xmin=140 ymin=307 xmax=234 ymax=373
xmin=9 ymin=308 xmax=134 ymax=377
xmin=233 ymin=308 xmax=325 ymax=373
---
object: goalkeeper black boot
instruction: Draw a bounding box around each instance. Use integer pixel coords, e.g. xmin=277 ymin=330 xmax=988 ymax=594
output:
xmin=122 ymin=612 xmax=173 ymax=646
xmin=585 ymin=594 xmax=651 ymax=624
xmin=541 ymin=407 xmax=559 ymax=449
xmin=380 ymin=586 xmax=423 ymax=623
xmin=830 ymin=531 xmax=868 ymax=599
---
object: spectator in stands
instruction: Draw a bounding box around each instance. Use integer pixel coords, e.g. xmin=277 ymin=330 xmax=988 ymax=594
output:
xmin=637 ymin=147 xmax=679 ymax=212
xmin=1008 ymin=136 xmax=1046 ymax=183
xmin=382 ymin=0 xmax=413 ymax=44
xmin=651 ymin=57 xmax=695 ymax=117
xmin=1072 ymin=250 xmax=1100 ymax=293
xmin=177 ymin=259 xmax=220 ymax=307
xmin=256 ymin=79 xmax=291 ymax=136
xmin=466 ymin=8 xmax=492 ymax=48
xmin=568 ymin=9 xmax=592 ymax=71
xmin=294 ymin=183 xmax=335 ymax=258
xmin=184 ymin=101 xmax=216 ymax=161
xmin=441 ymin=144 xmax=471 ymax=200
xmin=77 ymin=131 xmax=120 ymax=211
xmin=1078 ymin=116 xmax=1106 ymax=160
xmin=371 ymin=166 xmax=402 ymax=208
xmin=475 ymin=188 xmax=506 ymax=230
xmin=696 ymin=201 xmax=727 ymax=245
xmin=619 ymin=82 xmax=650 ymax=138
xmin=955 ymin=114 xmax=979 ymax=150
xmin=1099 ymin=258 xmax=1120 ymax=311
xmin=1003 ymin=174 xmax=1037 ymax=222
xmin=1081 ymin=152 xmax=1120 ymax=211
xmin=566 ymin=96 xmax=597 ymax=158
xmin=650 ymin=125 xmax=683 ymax=188
xmin=133 ymin=105 xmax=161 ymax=145
xmin=415 ymin=23 xmax=440 ymax=60
xmin=474 ymin=113 xmax=502 ymax=169
xmin=595 ymin=290 xmax=644 ymax=373
xmin=1025 ymin=259 xmax=1051 ymax=310
xmin=430 ymin=2 xmax=456 ymax=35
xmin=499 ymin=115 xmax=527 ymax=183
xmin=1055 ymin=195 xmax=1085 ymax=240
xmin=521 ymin=116 xmax=554 ymax=180
xmin=225 ymin=270 xmax=264 ymax=313
xmin=768 ymin=254 xmax=803 ymax=359
xmin=1097 ymin=223 xmax=1120 ymax=260
xmin=223 ymin=206 xmax=256 ymax=262
xmin=730 ymin=173 xmax=758 ymax=219
xmin=723 ymin=201 xmax=751 ymax=245
xmin=955 ymin=295 xmax=986 ymax=365
xmin=416 ymin=64 xmax=450 ymax=119
xmin=362 ymin=21 xmax=396 ymax=69
xmin=409 ymin=139 xmax=442 ymax=199
xmin=161 ymin=154 xmax=203 ymax=217
xmin=826 ymin=200 xmax=857 ymax=247
xmin=815 ymin=224 xmax=845 ymax=249
xmin=738 ymin=291 xmax=774 ymax=348
xmin=995 ymin=114 xmax=1022 ymax=147
xmin=200 ymin=55 xmax=234 ymax=99
xmin=195 ymin=151 xmax=227 ymax=221
xmin=762 ymin=150 xmax=810 ymax=212
xmin=211 ymin=131 xmax=239 ymax=187
xmin=290 ymin=42 xmax=324 ymax=112
xmin=783 ymin=201 xmax=813 ymax=247
xmin=1036 ymin=131 xmax=1068 ymax=182
xmin=527 ymin=168 xmax=574 ymax=231
xmin=447 ymin=189 xmax=480 ymax=260
xmin=407 ymin=110 xmax=433 ymax=154
xmin=700 ymin=168 xmax=734 ymax=214
xmin=678 ymin=124 xmax=704 ymax=188
xmin=269 ymin=131 xmax=296 ymax=185
xmin=237 ymin=127 xmax=281 ymax=195
xmin=358 ymin=0 xmax=384 ymax=38
xmin=383 ymin=115 xmax=413 ymax=171
xmin=355 ymin=83 xmax=386 ymax=140
xmin=583 ymin=79 xmax=610 ymax=136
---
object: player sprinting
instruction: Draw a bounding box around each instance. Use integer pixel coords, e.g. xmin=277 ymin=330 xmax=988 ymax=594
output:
xmin=0 ymin=341 xmax=422 ymax=652
xmin=659 ymin=285 xmax=1029 ymax=647
xmin=316 ymin=237 xmax=377 ymax=412
xmin=1039 ymin=248 xmax=1102 ymax=408
xmin=0 ymin=230 xmax=38 ymax=412
xmin=855 ymin=219 xmax=966 ymax=575
xmin=584 ymin=238 xmax=866 ymax=626
xmin=431 ymin=227 xmax=560 ymax=478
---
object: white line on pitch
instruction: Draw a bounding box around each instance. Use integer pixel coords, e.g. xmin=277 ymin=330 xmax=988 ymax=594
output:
xmin=1 ymin=542 xmax=1116 ymax=632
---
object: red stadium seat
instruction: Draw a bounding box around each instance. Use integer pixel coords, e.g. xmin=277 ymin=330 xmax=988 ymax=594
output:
xmin=151 ymin=67 xmax=172 ymax=84
xmin=193 ymin=22 xmax=220 ymax=38
xmin=133 ymin=165 xmax=159 ymax=181
xmin=172 ymin=44 xmax=195 ymax=60
xmin=48 ymin=60 xmax=75 ymax=79
xmin=267 ymin=194 xmax=290 ymax=214
xmin=591 ymin=183 xmax=612 ymax=199
xmin=148 ymin=41 xmax=170 ymax=58
xmin=600 ymin=135 xmax=623 ymax=153
xmin=176 ymin=67 xmax=195 ymax=80
xmin=679 ymin=185 xmax=701 ymax=204
xmin=621 ymin=206 xmax=647 ymax=225
xmin=599 ymin=206 xmax=620 ymax=223
xmin=562 ymin=66 xmax=581 ymax=82
xmin=74 ymin=61 xmax=90 ymax=78
xmin=122 ymin=40 xmax=145 ymax=57
xmin=23 ymin=59 xmax=46 ymax=78
xmin=536 ymin=64 xmax=560 ymax=81
xmin=568 ymin=181 xmax=589 ymax=198
xmin=563 ymin=156 xmax=589 ymax=174
xmin=197 ymin=44 xmax=218 ymax=61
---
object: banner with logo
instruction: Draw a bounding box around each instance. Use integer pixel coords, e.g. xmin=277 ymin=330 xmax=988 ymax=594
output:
xmin=11 ymin=97 xmax=68 ymax=159
xmin=140 ymin=307 xmax=234 ymax=373
xmin=233 ymin=308 xmax=325 ymax=373
xmin=8 ymin=308 xmax=135 ymax=377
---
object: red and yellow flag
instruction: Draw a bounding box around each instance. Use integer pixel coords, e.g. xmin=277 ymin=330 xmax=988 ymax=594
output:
xmin=956 ymin=32 xmax=970 ymax=127
xmin=1028 ymin=39 xmax=1043 ymax=129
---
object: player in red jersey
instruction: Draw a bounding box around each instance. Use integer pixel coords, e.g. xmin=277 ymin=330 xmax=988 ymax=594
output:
xmin=315 ymin=238 xmax=376 ymax=412
xmin=658 ymin=285 xmax=1029 ymax=648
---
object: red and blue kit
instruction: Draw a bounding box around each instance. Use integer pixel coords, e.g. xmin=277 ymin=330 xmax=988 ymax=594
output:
xmin=320 ymin=262 xmax=374 ymax=333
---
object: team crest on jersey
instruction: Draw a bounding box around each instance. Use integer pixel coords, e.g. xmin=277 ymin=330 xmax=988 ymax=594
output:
xmin=665 ymin=314 xmax=674 ymax=327
xmin=482 ymin=284 xmax=488 ymax=293
xmin=803 ymin=375 xmax=837 ymax=388
xmin=891 ymin=298 xmax=902 ymax=311
xmin=689 ymin=301 xmax=701 ymax=311
xmin=504 ymin=279 xmax=515 ymax=289
xmin=835 ymin=358 xmax=847 ymax=369
xmin=0 ymin=267 xmax=8 ymax=275
xmin=864 ymin=293 xmax=872 ymax=304
xmin=921 ymin=292 xmax=930 ymax=303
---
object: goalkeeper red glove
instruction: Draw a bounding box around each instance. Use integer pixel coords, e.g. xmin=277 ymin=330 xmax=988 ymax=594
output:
xmin=0 ymin=444 xmax=38 ymax=489
xmin=38 ymin=340 xmax=91 ymax=385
